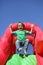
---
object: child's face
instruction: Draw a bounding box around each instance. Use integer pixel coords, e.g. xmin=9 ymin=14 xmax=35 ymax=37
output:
xmin=17 ymin=23 xmax=23 ymax=30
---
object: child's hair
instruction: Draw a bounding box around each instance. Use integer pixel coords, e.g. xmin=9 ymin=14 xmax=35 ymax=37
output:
xmin=17 ymin=22 xmax=25 ymax=27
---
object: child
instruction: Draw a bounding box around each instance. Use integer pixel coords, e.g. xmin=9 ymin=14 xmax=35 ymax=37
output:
xmin=10 ymin=22 xmax=34 ymax=54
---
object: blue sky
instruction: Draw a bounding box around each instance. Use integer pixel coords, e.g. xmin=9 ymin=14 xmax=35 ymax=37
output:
xmin=0 ymin=0 xmax=43 ymax=36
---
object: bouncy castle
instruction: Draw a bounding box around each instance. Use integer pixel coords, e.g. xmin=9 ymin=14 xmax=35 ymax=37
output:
xmin=0 ymin=22 xmax=43 ymax=65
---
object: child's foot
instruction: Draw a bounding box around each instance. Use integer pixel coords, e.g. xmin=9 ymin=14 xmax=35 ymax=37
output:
xmin=26 ymin=55 xmax=28 ymax=57
xmin=18 ymin=48 xmax=22 ymax=52
xmin=19 ymin=54 xmax=24 ymax=58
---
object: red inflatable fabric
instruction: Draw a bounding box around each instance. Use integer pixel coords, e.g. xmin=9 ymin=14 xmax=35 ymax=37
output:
xmin=0 ymin=22 xmax=43 ymax=65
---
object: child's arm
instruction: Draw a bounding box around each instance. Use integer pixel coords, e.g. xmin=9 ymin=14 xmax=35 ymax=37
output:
xmin=10 ymin=24 xmax=16 ymax=34
xmin=25 ymin=24 xmax=34 ymax=34
xmin=10 ymin=27 xmax=14 ymax=34
xmin=29 ymin=24 xmax=34 ymax=34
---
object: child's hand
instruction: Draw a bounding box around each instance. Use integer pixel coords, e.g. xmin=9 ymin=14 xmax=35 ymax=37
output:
xmin=9 ymin=24 xmax=12 ymax=28
xmin=9 ymin=24 xmax=13 ymax=33
xmin=31 ymin=24 xmax=34 ymax=28
xmin=30 ymin=24 xmax=34 ymax=33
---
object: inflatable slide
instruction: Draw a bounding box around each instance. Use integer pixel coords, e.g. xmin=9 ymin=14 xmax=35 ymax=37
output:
xmin=0 ymin=22 xmax=43 ymax=65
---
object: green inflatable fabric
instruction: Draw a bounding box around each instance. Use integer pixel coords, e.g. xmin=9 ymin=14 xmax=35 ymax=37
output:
xmin=6 ymin=54 xmax=37 ymax=65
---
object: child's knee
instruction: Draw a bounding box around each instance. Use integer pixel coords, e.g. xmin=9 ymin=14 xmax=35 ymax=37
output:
xmin=16 ymin=40 xmax=19 ymax=42
xmin=16 ymin=40 xmax=19 ymax=44
xmin=26 ymin=39 xmax=29 ymax=42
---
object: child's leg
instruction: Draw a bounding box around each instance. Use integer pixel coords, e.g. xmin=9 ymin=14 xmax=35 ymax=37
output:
xmin=16 ymin=40 xmax=20 ymax=49
xmin=24 ymin=39 xmax=34 ymax=54
xmin=24 ymin=39 xmax=29 ymax=54
xmin=24 ymin=39 xmax=29 ymax=49
xmin=16 ymin=40 xmax=22 ymax=51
